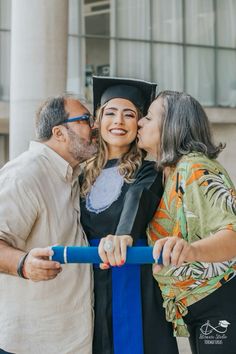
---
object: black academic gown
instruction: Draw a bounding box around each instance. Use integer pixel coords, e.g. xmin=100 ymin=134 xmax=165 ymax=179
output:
xmin=80 ymin=160 xmax=178 ymax=354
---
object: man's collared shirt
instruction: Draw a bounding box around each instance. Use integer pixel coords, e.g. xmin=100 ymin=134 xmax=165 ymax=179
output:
xmin=0 ymin=141 xmax=93 ymax=354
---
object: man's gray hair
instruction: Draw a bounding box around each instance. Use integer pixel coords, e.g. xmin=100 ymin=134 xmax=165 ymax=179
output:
xmin=35 ymin=95 xmax=69 ymax=140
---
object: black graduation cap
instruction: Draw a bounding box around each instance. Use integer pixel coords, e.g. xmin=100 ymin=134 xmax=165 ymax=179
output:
xmin=93 ymin=76 xmax=157 ymax=116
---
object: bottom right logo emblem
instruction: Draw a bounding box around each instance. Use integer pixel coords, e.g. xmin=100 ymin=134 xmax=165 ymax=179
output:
xmin=199 ymin=320 xmax=230 ymax=345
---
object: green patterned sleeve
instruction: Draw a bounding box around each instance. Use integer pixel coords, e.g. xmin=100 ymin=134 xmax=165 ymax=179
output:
xmin=182 ymin=158 xmax=236 ymax=243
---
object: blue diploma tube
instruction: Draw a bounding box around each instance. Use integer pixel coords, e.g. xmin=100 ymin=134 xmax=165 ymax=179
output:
xmin=50 ymin=246 xmax=163 ymax=265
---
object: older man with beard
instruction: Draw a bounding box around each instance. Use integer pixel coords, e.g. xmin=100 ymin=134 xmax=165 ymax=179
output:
xmin=0 ymin=96 xmax=97 ymax=354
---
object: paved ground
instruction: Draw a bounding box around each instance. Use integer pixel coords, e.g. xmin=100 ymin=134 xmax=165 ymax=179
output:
xmin=177 ymin=337 xmax=192 ymax=354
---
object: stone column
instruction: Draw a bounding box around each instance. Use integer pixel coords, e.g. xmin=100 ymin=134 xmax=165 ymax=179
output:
xmin=10 ymin=0 xmax=68 ymax=158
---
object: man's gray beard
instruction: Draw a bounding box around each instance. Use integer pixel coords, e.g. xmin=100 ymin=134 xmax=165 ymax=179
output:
xmin=67 ymin=128 xmax=97 ymax=162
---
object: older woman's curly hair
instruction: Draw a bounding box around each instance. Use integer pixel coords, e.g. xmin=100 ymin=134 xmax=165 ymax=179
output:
xmin=155 ymin=90 xmax=225 ymax=168
xmin=80 ymin=103 xmax=145 ymax=197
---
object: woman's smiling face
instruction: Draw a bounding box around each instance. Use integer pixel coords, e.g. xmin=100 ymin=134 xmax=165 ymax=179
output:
xmin=101 ymin=98 xmax=138 ymax=157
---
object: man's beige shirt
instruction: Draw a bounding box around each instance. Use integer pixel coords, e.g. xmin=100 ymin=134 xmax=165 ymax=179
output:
xmin=0 ymin=142 xmax=93 ymax=354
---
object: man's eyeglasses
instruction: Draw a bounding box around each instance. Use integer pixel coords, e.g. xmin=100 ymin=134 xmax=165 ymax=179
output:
xmin=63 ymin=114 xmax=94 ymax=128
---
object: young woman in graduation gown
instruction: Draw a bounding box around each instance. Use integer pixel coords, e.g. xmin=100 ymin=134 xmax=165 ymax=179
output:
xmin=80 ymin=77 xmax=179 ymax=354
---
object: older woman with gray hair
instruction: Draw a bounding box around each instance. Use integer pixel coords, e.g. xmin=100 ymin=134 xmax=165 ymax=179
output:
xmin=106 ymin=90 xmax=236 ymax=354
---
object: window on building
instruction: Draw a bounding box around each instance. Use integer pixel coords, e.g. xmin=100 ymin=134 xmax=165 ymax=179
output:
xmin=69 ymin=0 xmax=236 ymax=107
xmin=67 ymin=0 xmax=110 ymax=103
xmin=0 ymin=134 xmax=9 ymax=166
xmin=0 ymin=0 xmax=11 ymax=101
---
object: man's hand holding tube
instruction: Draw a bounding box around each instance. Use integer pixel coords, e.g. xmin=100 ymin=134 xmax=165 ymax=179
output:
xmin=23 ymin=247 xmax=62 ymax=281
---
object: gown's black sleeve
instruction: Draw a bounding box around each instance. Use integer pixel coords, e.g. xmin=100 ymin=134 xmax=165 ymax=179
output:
xmin=115 ymin=160 xmax=163 ymax=242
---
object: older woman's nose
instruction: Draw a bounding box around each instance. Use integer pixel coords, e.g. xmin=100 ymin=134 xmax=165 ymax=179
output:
xmin=138 ymin=117 xmax=144 ymax=127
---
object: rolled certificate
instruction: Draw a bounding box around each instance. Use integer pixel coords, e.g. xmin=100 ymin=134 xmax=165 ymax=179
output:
xmin=50 ymin=246 xmax=163 ymax=265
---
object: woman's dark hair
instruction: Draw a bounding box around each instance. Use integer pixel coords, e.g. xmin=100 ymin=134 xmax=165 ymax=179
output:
xmin=156 ymin=90 xmax=225 ymax=167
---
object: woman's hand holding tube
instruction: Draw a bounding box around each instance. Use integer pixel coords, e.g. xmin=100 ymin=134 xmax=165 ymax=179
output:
xmin=98 ymin=235 xmax=133 ymax=269
xmin=152 ymin=236 xmax=195 ymax=273
xmin=153 ymin=230 xmax=236 ymax=273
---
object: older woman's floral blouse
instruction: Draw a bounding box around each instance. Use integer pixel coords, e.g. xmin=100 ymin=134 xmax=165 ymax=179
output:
xmin=147 ymin=152 xmax=236 ymax=337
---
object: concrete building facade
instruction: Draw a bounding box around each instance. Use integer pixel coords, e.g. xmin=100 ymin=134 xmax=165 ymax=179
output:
xmin=0 ymin=0 xmax=236 ymax=183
